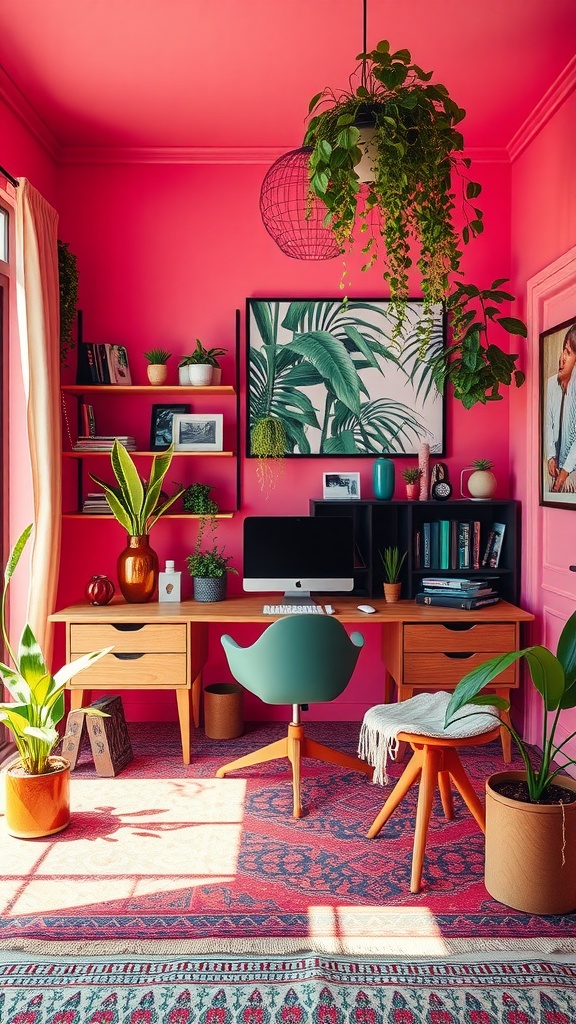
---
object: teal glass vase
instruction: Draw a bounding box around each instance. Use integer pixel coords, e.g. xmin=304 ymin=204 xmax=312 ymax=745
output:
xmin=373 ymin=458 xmax=395 ymax=500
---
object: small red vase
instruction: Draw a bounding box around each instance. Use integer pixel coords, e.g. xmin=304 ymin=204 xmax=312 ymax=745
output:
xmin=85 ymin=575 xmax=115 ymax=605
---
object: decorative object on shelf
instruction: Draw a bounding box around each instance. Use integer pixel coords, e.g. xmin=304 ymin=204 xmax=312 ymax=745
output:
xmin=401 ymin=466 xmax=421 ymax=500
xmin=184 ymin=339 xmax=227 ymax=386
xmin=57 ymin=240 xmax=79 ymax=369
xmin=445 ymin=607 xmax=576 ymax=915
xmin=144 ymin=348 xmax=171 ymax=386
xmin=247 ymin=298 xmax=445 ymax=457
xmin=181 ymin=482 xmax=218 ymax=515
xmin=539 ymin=316 xmax=576 ymax=510
xmin=172 ymin=413 xmax=224 ymax=452
xmin=259 ymin=147 xmax=341 ymax=261
xmin=89 ymin=441 xmax=185 ymax=603
xmin=460 ymin=458 xmax=497 ymax=500
xmin=186 ymin=515 xmax=237 ymax=602
xmin=418 ymin=442 xmax=430 ymax=500
xmin=323 ymin=471 xmax=361 ymax=499
xmin=150 ymin=403 xmax=191 ymax=451
xmin=373 ymin=457 xmax=394 ymax=500
xmin=85 ymin=575 xmax=115 ymax=606
xmin=379 ymin=546 xmax=406 ymax=604
xmin=0 ymin=525 xmax=110 ymax=837
xmin=158 ymin=559 xmax=181 ymax=603
xmin=430 ymin=462 xmax=453 ymax=501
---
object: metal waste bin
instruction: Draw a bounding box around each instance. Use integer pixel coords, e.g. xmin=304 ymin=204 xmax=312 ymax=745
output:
xmin=204 ymin=682 xmax=244 ymax=739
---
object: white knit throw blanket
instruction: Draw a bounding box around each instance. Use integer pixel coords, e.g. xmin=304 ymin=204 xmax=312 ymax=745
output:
xmin=358 ymin=691 xmax=500 ymax=785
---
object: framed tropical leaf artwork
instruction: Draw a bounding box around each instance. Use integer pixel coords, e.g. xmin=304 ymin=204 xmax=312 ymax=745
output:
xmin=246 ymin=298 xmax=445 ymax=457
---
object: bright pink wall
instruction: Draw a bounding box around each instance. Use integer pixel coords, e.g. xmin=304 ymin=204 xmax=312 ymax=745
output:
xmin=53 ymin=157 xmax=513 ymax=721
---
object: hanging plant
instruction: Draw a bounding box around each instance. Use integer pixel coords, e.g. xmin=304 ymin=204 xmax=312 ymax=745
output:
xmin=57 ymin=239 xmax=79 ymax=368
xmin=250 ymin=415 xmax=287 ymax=495
xmin=304 ymin=40 xmax=483 ymax=349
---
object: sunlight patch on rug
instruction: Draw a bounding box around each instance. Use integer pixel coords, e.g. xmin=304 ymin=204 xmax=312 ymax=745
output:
xmin=308 ymin=904 xmax=451 ymax=954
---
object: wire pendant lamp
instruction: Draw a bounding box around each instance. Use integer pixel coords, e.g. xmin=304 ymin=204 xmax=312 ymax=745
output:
xmin=259 ymin=147 xmax=340 ymax=260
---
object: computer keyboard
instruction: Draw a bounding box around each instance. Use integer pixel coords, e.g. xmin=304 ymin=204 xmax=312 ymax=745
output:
xmin=262 ymin=604 xmax=332 ymax=615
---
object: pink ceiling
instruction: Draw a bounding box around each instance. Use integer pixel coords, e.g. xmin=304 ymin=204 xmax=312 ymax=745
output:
xmin=0 ymin=0 xmax=575 ymax=150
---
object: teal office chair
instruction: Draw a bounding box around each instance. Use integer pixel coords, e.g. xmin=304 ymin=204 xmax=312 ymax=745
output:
xmin=217 ymin=615 xmax=373 ymax=817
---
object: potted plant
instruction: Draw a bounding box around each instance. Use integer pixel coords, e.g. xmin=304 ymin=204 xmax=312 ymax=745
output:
xmin=183 ymin=339 xmax=227 ymax=386
xmin=89 ymin=441 xmax=184 ymax=603
xmin=379 ymin=546 xmax=407 ymax=603
xmin=144 ymin=347 xmax=171 ymax=385
xmin=461 ymin=457 xmax=497 ymax=500
xmin=444 ymin=609 xmax=576 ymax=914
xmin=0 ymin=525 xmax=111 ymax=837
xmin=401 ymin=466 xmax=421 ymax=499
xmin=186 ymin=515 xmax=237 ymax=602
xmin=180 ymin=482 xmax=219 ymax=516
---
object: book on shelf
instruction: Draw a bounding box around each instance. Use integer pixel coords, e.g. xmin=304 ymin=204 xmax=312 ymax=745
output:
xmin=80 ymin=402 xmax=96 ymax=437
xmin=488 ymin=522 xmax=506 ymax=568
xmin=439 ymin=520 xmax=450 ymax=570
xmin=422 ymin=585 xmax=497 ymax=599
xmin=458 ymin=521 xmax=471 ymax=569
xmin=74 ymin=435 xmax=136 ymax=451
xmin=450 ymin=519 xmax=459 ymax=570
xmin=421 ymin=576 xmax=497 ymax=589
xmin=75 ymin=342 xmax=132 ymax=385
xmin=422 ymin=522 xmax=431 ymax=569
xmin=415 ymin=592 xmax=501 ymax=610
xmin=430 ymin=520 xmax=440 ymax=569
xmin=108 ymin=344 xmax=132 ymax=385
xmin=472 ymin=520 xmax=481 ymax=570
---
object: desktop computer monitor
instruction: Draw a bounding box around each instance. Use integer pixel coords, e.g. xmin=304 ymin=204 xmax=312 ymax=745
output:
xmin=243 ymin=515 xmax=355 ymax=603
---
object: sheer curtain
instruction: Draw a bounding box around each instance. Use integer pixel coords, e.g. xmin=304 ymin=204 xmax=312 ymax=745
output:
xmin=15 ymin=180 xmax=61 ymax=659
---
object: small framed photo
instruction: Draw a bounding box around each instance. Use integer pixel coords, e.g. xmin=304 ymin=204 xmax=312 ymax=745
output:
xmin=323 ymin=472 xmax=361 ymax=499
xmin=540 ymin=316 xmax=576 ymax=508
xmin=172 ymin=413 xmax=223 ymax=451
xmin=150 ymin=404 xmax=191 ymax=451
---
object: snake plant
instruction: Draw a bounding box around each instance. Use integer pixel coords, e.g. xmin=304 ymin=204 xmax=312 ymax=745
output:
xmin=90 ymin=441 xmax=184 ymax=536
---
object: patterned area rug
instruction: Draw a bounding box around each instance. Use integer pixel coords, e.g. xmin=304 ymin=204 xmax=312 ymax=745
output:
xmin=1 ymin=722 xmax=576 ymax=955
xmin=1 ymin=952 xmax=576 ymax=1023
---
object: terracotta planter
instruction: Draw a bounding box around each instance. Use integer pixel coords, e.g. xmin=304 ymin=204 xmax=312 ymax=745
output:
xmin=484 ymin=770 xmax=576 ymax=915
xmin=147 ymin=364 xmax=168 ymax=385
xmin=117 ymin=535 xmax=159 ymax=603
xmin=4 ymin=756 xmax=71 ymax=838
xmin=383 ymin=582 xmax=401 ymax=604
xmin=405 ymin=482 xmax=419 ymax=500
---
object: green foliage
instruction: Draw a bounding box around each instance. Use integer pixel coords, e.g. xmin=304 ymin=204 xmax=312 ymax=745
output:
xmin=472 ymin=458 xmax=494 ymax=470
xmin=378 ymin=545 xmax=407 ymax=583
xmin=430 ymin=280 xmax=527 ymax=407
xmin=445 ymin=609 xmax=576 ymax=802
xmin=304 ymin=41 xmax=481 ymax=345
xmin=0 ymin=525 xmax=111 ymax=774
xmin=401 ymin=466 xmax=421 ymax=483
xmin=184 ymin=340 xmax=227 ymax=367
xmin=186 ymin=516 xmax=237 ymax=579
xmin=144 ymin=348 xmax=171 ymax=364
xmin=57 ymin=240 xmax=79 ymax=368
xmin=89 ymin=441 xmax=184 ymax=535
xmin=180 ymin=482 xmax=218 ymax=515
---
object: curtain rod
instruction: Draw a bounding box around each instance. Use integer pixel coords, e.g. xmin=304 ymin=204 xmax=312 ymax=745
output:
xmin=0 ymin=164 xmax=19 ymax=188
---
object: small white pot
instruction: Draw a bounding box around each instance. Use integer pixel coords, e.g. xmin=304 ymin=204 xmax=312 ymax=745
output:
xmin=463 ymin=468 xmax=497 ymax=500
xmin=178 ymin=365 xmax=190 ymax=385
xmin=188 ymin=364 xmax=213 ymax=386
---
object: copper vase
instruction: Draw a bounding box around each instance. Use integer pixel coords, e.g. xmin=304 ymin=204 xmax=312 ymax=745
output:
xmin=117 ymin=535 xmax=159 ymax=603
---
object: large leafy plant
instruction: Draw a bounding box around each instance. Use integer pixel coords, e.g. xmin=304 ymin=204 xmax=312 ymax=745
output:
xmin=90 ymin=441 xmax=184 ymax=535
xmin=0 ymin=525 xmax=111 ymax=774
xmin=444 ymin=609 xmax=576 ymax=802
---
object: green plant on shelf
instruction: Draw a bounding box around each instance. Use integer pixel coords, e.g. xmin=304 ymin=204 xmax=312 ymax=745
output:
xmin=378 ymin=546 xmax=407 ymax=584
xmin=186 ymin=515 xmax=237 ymax=579
xmin=144 ymin=348 xmax=171 ymax=365
xmin=401 ymin=467 xmax=422 ymax=484
xmin=179 ymin=482 xmax=219 ymax=516
xmin=181 ymin=340 xmax=227 ymax=367
xmin=472 ymin=458 xmax=494 ymax=470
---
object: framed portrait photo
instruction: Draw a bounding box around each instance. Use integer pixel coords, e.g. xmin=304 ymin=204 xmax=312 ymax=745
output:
xmin=150 ymin=404 xmax=191 ymax=451
xmin=247 ymin=298 xmax=445 ymax=458
xmin=539 ymin=316 xmax=576 ymax=509
xmin=172 ymin=413 xmax=224 ymax=451
xmin=322 ymin=471 xmax=361 ymax=499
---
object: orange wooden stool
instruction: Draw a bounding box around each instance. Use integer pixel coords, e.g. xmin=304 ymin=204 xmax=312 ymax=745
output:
xmin=366 ymin=727 xmax=501 ymax=893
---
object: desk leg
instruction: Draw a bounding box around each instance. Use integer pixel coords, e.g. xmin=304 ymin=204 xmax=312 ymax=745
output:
xmin=190 ymin=622 xmax=209 ymax=731
xmin=70 ymin=689 xmax=89 ymax=710
xmin=176 ymin=689 xmax=191 ymax=765
xmin=191 ymin=672 xmax=202 ymax=729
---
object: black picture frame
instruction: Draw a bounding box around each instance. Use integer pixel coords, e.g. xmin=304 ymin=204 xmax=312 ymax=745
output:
xmin=150 ymin=404 xmax=191 ymax=451
xmin=246 ymin=298 xmax=446 ymax=457
xmin=539 ymin=316 xmax=576 ymax=509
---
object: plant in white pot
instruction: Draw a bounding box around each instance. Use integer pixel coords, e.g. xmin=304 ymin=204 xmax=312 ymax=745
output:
xmin=0 ymin=525 xmax=112 ymax=837
xmin=445 ymin=610 xmax=576 ymax=914
xmin=185 ymin=340 xmax=227 ymax=386
xmin=461 ymin=458 xmax=496 ymax=500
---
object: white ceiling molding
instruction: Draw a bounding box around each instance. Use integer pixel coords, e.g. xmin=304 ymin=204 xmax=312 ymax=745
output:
xmin=508 ymin=56 xmax=576 ymax=163
xmin=0 ymin=65 xmax=60 ymax=160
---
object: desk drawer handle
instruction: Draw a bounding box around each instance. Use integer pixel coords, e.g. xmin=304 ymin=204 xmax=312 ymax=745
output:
xmin=444 ymin=652 xmax=474 ymax=659
xmin=112 ymin=652 xmax=145 ymax=661
xmin=443 ymin=624 xmax=475 ymax=633
xmin=112 ymin=624 xmax=146 ymax=633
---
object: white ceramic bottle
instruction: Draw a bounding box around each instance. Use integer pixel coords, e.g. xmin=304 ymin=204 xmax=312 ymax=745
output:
xmin=158 ymin=560 xmax=181 ymax=602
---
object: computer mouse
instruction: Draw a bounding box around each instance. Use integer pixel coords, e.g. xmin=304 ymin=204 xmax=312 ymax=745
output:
xmin=357 ymin=604 xmax=376 ymax=614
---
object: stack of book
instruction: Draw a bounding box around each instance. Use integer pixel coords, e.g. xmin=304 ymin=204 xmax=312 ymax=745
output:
xmin=73 ymin=435 xmax=136 ymax=452
xmin=82 ymin=492 xmax=112 ymax=514
xmin=415 ymin=576 xmax=500 ymax=609
xmin=76 ymin=343 xmax=132 ymax=385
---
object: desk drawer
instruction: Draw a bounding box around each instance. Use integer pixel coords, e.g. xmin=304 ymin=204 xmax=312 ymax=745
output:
xmin=68 ymin=652 xmax=188 ymax=688
xmin=404 ymin=652 xmax=515 ymax=685
xmin=70 ymin=623 xmax=187 ymax=653
xmin=404 ymin=623 xmax=515 ymax=653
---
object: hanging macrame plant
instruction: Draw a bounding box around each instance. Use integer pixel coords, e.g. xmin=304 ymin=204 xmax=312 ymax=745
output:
xmin=250 ymin=416 xmax=287 ymax=495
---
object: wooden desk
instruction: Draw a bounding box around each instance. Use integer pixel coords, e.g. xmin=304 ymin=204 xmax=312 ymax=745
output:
xmin=50 ymin=596 xmax=533 ymax=765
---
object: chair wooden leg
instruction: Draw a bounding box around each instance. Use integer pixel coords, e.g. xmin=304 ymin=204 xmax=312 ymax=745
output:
xmin=302 ymin=737 xmax=373 ymax=779
xmin=410 ymin=745 xmax=440 ymax=893
xmin=445 ymin=749 xmax=486 ymax=832
xmin=499 ymin=697 xmax=512 ymax=763
xmin=216 ymin=736 xmax=289 ymax=778
xmin=437 ymin=754 xmax=454 ymax=820
xmin=287 ymin=723 xmax=304 ymax=818
xmin=366 ymin=749 xmax=424 ymax=838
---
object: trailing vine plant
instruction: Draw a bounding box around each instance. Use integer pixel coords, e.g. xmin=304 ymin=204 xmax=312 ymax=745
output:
xmin=57 ymin=239 xmax=79 ymax=368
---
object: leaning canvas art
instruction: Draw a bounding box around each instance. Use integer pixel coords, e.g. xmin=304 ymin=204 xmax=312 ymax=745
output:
xmin=247 ymin=299 xmax=445 ymax=457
